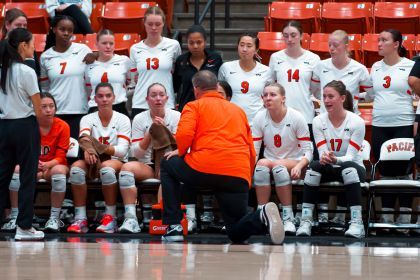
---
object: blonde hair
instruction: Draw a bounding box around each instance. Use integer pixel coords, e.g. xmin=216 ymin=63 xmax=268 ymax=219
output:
xmin=144 ymin=6 xmax=166 ymax=24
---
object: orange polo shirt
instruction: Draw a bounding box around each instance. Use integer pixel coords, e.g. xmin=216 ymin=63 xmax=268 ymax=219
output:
xmin=177 ymin=92 xmax=256 ymax=186
xmin=39 ymin=117 xmax=70 ymax=165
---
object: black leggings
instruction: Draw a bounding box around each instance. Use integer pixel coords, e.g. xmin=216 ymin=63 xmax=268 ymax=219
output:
xmin=303 ymin=161 xmax=366 ymax=207
xmin=372 ymin=125 xmax=414 ymax=208
xmin=57 ymin=4 xmax=93 ymax=34
xmin=0 ymin=117 xmax=40 ymax=229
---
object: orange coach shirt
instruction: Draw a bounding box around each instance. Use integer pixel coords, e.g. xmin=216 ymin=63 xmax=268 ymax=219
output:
xmin=177 ymin=92 xmax=256 ymax=186
xmin=40 ymin=117 xmax=70 ymax=165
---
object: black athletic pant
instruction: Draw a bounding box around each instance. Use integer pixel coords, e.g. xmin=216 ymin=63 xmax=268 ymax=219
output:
xmin=57 ymin=5 xmax=93 ymax=34
xmin=0 ymin=117 xmax=40 ymax=229
xmin=161 ymin=156 xmax=267 ymax=243
xmin=372 ymin=125 xmax=413 ymax=208
xmin=303 ymin=161 xmax=366 ymax=207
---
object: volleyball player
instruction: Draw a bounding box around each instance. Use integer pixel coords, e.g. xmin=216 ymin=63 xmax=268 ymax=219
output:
xmin=0 ymin=28 xmax=44 ymax=240
xmin=130 ymin=6 xmax=181 ymax=117
xmin=252 ymin=83 xmax=313 ymax=234
xmin=40 ymin=15 xmax=92 ymax=139
xmin=118 ymin=83 xmax=180 ymax=233
xmin=67 ymin=82 xmax=131 ymax=234
xmin=296 ymin=81 xmax=366 ymax=238
xmin=218 ymin=33 xmax=273 ymax=126
xmin=368 ymin=29 xmax=415 ymax=231
xmin=85 ymin=29 xmax=134 ymax=116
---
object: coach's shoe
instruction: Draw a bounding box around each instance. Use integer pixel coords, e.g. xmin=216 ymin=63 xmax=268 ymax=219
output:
xmin=15 ymin=226 xmax=45 ymax=241
xmin=119 ymin=217 xmax=142 ymax=233
xmin=67 ymin=219 xmax=89 ymax=234
xmin=296 ymin=219 xmax=312 ymax=237
xmin=283 ymin=218 xmax=296 ymax=235
xmin=44 ymin=218 xmax=64 ymax=233
xmin=2 ymin=217 xmax=17 ymax=231
xmin=345 ymin=220 xmax=365 ymax=238
xmin=162 ymin=224 xmax=184 ymax=242
xmin=96 ymin=214 xmax=118 ymax=233
xmin=261 ymin=202 xmax=284 ymax=244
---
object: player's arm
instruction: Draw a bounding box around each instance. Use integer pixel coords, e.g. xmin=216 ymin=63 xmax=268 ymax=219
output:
xmin=310 ymin=66 xmax=321 ymax=100
xmin=104 ymin=117 xmax=131 ymax=158
xmin=53 ymin=122 xmax=70 ymax=165
xmin=358 ymin=66 xmax=374 ymax=102
xmin=312 ymin=118 xmax=329 ymax=164
xmin=291 ymin=117 xmax=313 ymax=179
xmin=409 ymin=61 xmax=420 ymax=97
xmin=39 ymin=58 xmax=50 ymax=93
xmin=251 ymin=113 xmax=263 ymax=162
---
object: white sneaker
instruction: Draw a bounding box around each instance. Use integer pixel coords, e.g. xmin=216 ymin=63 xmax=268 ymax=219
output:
xmin=318 ymin=213 xmax=329 ymax=224
xmin=15 ymin=226 xmax=45 ymax=241
xmin=44 ymin=218 xmax=64 ymax=233
xmin=345 ymin=220 xmax=365 ymax=238
xmin=330 ymin=216 xmax=346 ymax=232
xmin=296 ymin=219 xmax=312 ymax=236
xmin=395 ymin=213 xmax=411 ymax=235
xmin=187 ymin=217 xmax=197 ymax=232
xmin=2 ymin=217 xmax=17 ymax=231
xmin=96 ymin=214 xmax=117 ymax=233
xmin=260 ymin=202 xmax=284 ymax=244
xmin=284 ymin=218 xmax=296 ymax=235
xmin=119 ymin=217 xmax=142 ymax=233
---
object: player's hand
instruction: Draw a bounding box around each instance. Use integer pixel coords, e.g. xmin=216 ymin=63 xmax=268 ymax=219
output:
xmin=164 ymin=149 xmax=178 ymax=160
xmin=84 ymin=151 xmax=97 ymax=165
xmin=83 ymin=52 xmax=99 ymax=65
xmin=290 ymin=166 xmax=301 ymax=180
xmin=153 ymin=116 xmax=165 ymax=125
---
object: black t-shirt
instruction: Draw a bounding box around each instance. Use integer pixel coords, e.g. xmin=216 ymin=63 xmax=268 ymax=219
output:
xmin=409 ymin=60 xmax=420 ymax=78
xmin=173 ymin=49 xmax=222 ymax=112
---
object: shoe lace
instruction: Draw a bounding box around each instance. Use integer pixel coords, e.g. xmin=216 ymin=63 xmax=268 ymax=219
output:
xmin=100 ymin=214 xmax=114 ymax=225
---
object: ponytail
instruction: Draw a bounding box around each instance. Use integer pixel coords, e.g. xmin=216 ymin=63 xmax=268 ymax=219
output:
xmin=0 ymin=28 xmax=32 ymax=94
xmin=343 ymin=90 xmax=354 ymax=113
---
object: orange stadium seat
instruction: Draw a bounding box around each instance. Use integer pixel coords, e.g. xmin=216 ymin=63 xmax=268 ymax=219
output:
xmin=33 ymin=33 xmax=46 ymax=57
xmin=5 ymin=2 xmax=49 ymax=34
xmin=84 ymin=33 xmax=140 ymax=56
xmin=267 ymin=2 xmax=321 ymax=34
xmin=117 ymin=0 xmax=174 ymax=32
xmin=309 ymin=33 xmax=363 ymax=62
xmin=374 ymin=2 xmax=420 ymax=34
xmin=321 ymin=2 xmax=373 ymax=34
xmin=258 ymin=32 xmax=310 ymax=65
xmin=362 ymin=33 xmax=416 ymax=68
xmin=90 ymin=2 xmax=103 ymax=32
xmin=101 ymin=2 xmax=157 ymax=37
xmin=70 ymin=34 xmax=85 ymax=44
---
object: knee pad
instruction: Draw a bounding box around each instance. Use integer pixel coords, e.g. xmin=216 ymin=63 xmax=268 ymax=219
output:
xmin=100 ymin=167 xmax=117 ymax=185
xmin=119 ymin=171 xmax=136 ymax=189
xmin=253 ymin=165 xmax=271 ymax=186
xmin=272 ymin=165 xmax=291 ymax=187
xmin=69 ymin=167 xmax=86 ymax=185
xmin=51 ymin=174 xmax=67 ymax=193
xmin=9 ymin=173 xmax=20 ymax=191
xmin=341 ymin=167 xmax=360 ymax=185
xmin=304 ymin=170 xmax=322 ymax=186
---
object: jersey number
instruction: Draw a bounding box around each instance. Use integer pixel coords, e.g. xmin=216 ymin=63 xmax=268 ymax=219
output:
xmin=287 ymin=69 xmax=300 ymax=82
xmin=146 ymin=58 xmax=159 ymax=70
xmin=59 ymin=62 xmax=67 ymax=75
xmin=329 ymin=139 xmax=342 ymax=152
xmin=274 ymin=134 xmax=282 ymax=148
xmin=241 ymin=81 xmax=249 ymax=94
xmin=101 ymin=72 xmax=109 ymax=83
xmin=383 ymin=76 xmax=391 ymax=88
xmin=98 ymin=136 xmax=110 ymax=145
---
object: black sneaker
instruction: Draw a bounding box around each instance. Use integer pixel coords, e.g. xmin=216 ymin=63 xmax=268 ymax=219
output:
xmin=261 ymin=202 xmax=285 ymax=244
xmin=162 ymin=224 xmax=184 ymax=242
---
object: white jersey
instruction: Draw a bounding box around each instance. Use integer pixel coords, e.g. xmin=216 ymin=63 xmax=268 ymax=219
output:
xmin=313 ymin=111 xmax=365 ymax=167
xmin=131 ymin=108 xmax=180 ymax=164
xmin=40 ymin=43 xmax=91 ymax=114
xmin=252 ymin=108 xmax=313 ymax=162
xmin=85 ymin=54 xmax=134 ymax=108
xmin=130 ymin=37 xmax=181 ymax=109
xmin=370 ymin=58 xmax=415 ymax=127
xmin=218 ymin=60 xmax=273 ymax=126
xmin=79 ymin=111 xmax=131 ymax=161
xmin=269 ymin=50 xmax=320 ymax=124
xmin=0 ymin=63 xmax=39 ymax=119
xmin=312 ymin=58 xmax=372 ymax=114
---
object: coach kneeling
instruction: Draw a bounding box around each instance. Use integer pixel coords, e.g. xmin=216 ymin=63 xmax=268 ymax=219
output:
xmin=160 ymin=70 xmax=284 ymax=244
